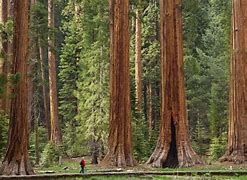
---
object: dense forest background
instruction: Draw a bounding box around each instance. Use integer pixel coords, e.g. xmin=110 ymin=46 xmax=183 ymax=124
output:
xmin=0 ymin=0 xmax=231 ymax=166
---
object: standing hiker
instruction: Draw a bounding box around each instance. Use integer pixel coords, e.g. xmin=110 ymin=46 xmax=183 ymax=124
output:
xmin=80 ymin=157 xmax=86 ymax=174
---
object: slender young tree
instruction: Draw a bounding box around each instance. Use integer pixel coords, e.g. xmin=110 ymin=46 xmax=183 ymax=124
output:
xmin=39 ymin=40 xmax=51 ymax=139
xmin=101 ymin=0 xmax=136 ymax=167
xmin=0 ymin=0 xmax=34 ymax=175
xmin=220 ymin=0 xmax=247 ymax=164
xmin=147 ymin=82 xmax=153 ymax=137
xmin=135 ymin=4 xmax=142 ymax=112
xmin=147 ymin=0 xmax=202 ymax=168
xmin=48 ymin=0 xmax=62 ymax=144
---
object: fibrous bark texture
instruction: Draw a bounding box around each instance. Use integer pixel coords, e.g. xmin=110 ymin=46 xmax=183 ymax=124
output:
xmin=0 ymin=0 xmax=34 ymax=175
xmin=48 ymin=0 xmax=62 ymax=144
xmin=101 ymin=0 xmax=136 ymax=167
xmin=220 ymin=0 xmax=247 ymax=164
xmin=146 ymin=0 xmax=202 ymax=168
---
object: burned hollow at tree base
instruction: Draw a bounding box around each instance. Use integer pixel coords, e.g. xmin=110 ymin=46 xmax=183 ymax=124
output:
xmin=147 ymin=117 xmax=202 ymax=168
xmin=162 ymin=119 xmax=179 ymax=168
xmin=146 ymin=0 xmax=203 ymax=168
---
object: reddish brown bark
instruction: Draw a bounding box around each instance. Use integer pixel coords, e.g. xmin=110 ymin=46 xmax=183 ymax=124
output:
xmin=48 ymin=0 xmax=62 ymax=144
xmin=0 ymin=0 xmax=34 ymax=175
xmin=135 ymin=7 xmax=142 ymax=112
xmin=220 ymin=0 xmax=247 ymax=164
xmin=147 ymin=0 xmax=202 ymax=168
xmin=101 ymin=0 xmax=135 ymax=167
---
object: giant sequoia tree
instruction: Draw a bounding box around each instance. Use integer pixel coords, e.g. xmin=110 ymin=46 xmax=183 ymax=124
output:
xmin=220 ymin=0 xmax=247 ymax=164
xmin=0 ymin=0 xmax=34 ymax=175
xmin=101 ymin=0 xmax=135 ymax=167
xmin=147 ymin=0 xmax=202 ymax=167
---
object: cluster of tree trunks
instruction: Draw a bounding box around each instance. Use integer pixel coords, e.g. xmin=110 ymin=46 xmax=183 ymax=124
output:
xmin=220 ymin=0 xmax=247 ymax=164
xmin=0 ymin=0 xmax=62 ymax=175
xmin=2 ymin=0 xmax=247 ymax=175
xmin=39 ymin=39 xmax=51 ymax=139
xmin=101 ymin=0 xmax=136 ymax=167
xmin=146 ymin=0 xmax=202 ymax=168
xmin=0 ymin=0 xmax=34 ymax=175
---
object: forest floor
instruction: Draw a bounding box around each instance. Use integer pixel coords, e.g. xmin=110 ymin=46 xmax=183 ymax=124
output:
xmin=28 ymin=156 xmax=247 ymax=179
xmin=35 ymin=156 xmax=247 ymax=174
xmin=1 ymin=159 xmax=247 ymax=179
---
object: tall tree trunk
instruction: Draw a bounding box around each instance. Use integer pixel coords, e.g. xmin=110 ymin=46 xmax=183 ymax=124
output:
xmin=135 ymin=7 xmax=142 ymax=112
xmin=147 ymin=81 xmax=153 ymax=138
xmin=48 ymin=0 xmax=62 ymax=144
xmin=27 ymin=0 xmax=37 ymax=133
xmin=0 ymin=0 xmax=9 ymax=113
xmin=34 ymin=109 xmax=40 ymax=165
xmin=0 ymin=0 xmax=34 ymax=175
xmin=27 ymin=71 xmax=33 ymax=131
xmin=39 ymin=39 xmax=51 ymax=140
xmin=147 ymin=0 xmax=202 ymax=168
xmin=101 ymin=0 xmax=135 ymax=167
xmin=220 ymin=0 xmax=247 ymax=164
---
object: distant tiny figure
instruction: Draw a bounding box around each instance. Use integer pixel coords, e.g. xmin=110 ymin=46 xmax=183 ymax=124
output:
xmin=80 ymin=157 xmax=86 ymax=174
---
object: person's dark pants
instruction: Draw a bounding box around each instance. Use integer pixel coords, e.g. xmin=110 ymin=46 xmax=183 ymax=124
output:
xmin=80 ymin=166 xmax=84 ymax=174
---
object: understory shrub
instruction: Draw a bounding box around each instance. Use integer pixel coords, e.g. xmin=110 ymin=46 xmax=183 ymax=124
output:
xmin=209 ymin=135 xmax=227 ymax=161
xmin=40 ymin=142 xmax=63 ymax=167
xmin=0 ymin=111 xmax=9 ymax=159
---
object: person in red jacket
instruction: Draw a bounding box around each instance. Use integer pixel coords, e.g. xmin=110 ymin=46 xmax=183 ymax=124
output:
xmin=80 ymin=157 xmax=86 ymax=174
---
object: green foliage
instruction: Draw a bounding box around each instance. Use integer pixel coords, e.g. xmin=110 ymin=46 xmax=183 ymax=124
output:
xmin=40 ymin=142 xmax=62 ymax=167
xmin=133 ymin=120 xmax=159 ymax=162
xmin=0 ymin=19 xmax=13 ymax=44
xmin=24 ymin=0 xmax=233 ymax=164
xmin=75 ymin=0 xmax=110 ymax=158
xmin=129 ymin=0 xmax=160 ymax=161
xmin=29 ymin=127 xmax=48 ymax=165
xmin=0 ymin=111 xmax=8 ymax=158
xmin=62 ymin=121 xmax=90 ymax=157
xmin=29 ymin=1 xmax=48 ymax=41
xmin=184 ymin=0 xmax=231 ymax=156
xmin=209 ymin=83 xmax=228 ymax=139
xmin=209 ymin=135 xmax=227 ymax=161
xmin=0 ymin=74 xmax=8 ymax=95
xmin=132 ymin=113 xmax=149 ymax=162
xmin=59 ymin=0 xmax=109 ymax=158
xmin=9 ymin=73 xmax=21 ymax=87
